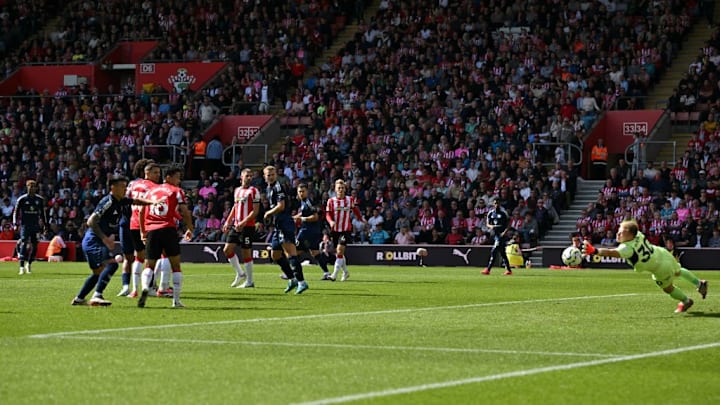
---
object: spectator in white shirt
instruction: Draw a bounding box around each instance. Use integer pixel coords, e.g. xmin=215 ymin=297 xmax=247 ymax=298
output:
xmin=198 ymin=97 xmax=220 ymax=128
xmin=367 ymin=208 xmax=384 ymax=229
xmin=394 ymin=226 xmax=416 ymax=244
xmin=352 ymin=217 xmax=368 ymax=243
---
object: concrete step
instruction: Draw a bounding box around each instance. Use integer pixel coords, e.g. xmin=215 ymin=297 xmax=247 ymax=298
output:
xmin=570 ymin=196 xmax=597 ymax=202
xmin=544 ymin=230 xmax=577 ymax=237
xmin=543 ymin=237 xmax=575 ymax=244
xmin=654 ymin=132 xmax=696 ymax=163
xmin=573 ymin=194 xmax=600 ymax=200
xmin=535 ymin=178 xmax=605 ymax=266
xmin=643 ymin=20 xmax=713 ymax=115
xmin=550 ymin=225 xmax=581 ymax=233
xmin=546 ymin=225 xmax=580 ymax=232
xmin=527 ymin=250 xmax=543 ymax=267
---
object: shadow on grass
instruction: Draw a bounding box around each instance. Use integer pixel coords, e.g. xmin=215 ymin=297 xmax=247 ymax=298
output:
xmin=188 ymin=291 xmax=392 ymax=299
xmin=317 ymin=290 xmax=397 ymax=297
xmin=183 ymin=294 xmax=256 ymax=301
xmin=342 ymin=279 xmax=439 ymax=284
xmin=126 ymin=306 xmax=253 ymax=311
xmin=687 ymin=311 xmax=720 ymax=318
xmin=188 ymin=291 xmax=326 ymax=298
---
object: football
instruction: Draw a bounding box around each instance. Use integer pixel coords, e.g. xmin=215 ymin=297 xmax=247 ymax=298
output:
xmin=561 ymin=246 xmax=583 ymax=267
xmin=114 ymin=254 xmax=124 ymax=263
xmin=416 ymin=248 xmax=428 ymax=257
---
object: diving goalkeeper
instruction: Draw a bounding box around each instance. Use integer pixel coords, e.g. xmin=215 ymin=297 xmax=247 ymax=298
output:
xmin=583 ymin=220 xmax=707 ymax=313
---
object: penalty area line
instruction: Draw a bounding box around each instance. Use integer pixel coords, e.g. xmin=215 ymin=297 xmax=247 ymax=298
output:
xmin=294 ymin=342 xmax=720 ymax=405
xmin=28 ymin=293 xmax=638 ymax=339
xmin=52 ymin=335 xmax=622 ymax=358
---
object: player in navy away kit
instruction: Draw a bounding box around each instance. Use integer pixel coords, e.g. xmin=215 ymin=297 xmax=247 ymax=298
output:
xmin=293 ymin=183 xmax=332 ymax=280
xmin=71 ymin=175 xmax=158 ymax=306
xmin=262 ymin=166 xmax=308 ymax=294
xmin=13 ymin=180 xmax=48 ymax=275
xmin=481 ymin=199 xmax=514 ymax=276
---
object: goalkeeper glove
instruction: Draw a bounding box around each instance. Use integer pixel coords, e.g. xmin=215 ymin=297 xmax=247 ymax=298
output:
xmin=582 ymin=241 xmax=596 ymax=255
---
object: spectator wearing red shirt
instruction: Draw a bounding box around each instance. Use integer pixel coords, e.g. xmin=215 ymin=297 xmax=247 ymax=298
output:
xmin=559 ymin=97 xmax=578 ymax=121
xmin=0 ymin=220 xmax=15 ymax=240
xmin=289 ymin=58 xmax=306 ymax=86
xmin=445 ymin=226 xmax=465 ymax=245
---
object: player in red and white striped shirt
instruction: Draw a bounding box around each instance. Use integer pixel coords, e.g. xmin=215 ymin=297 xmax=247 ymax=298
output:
xmin=222 ymin=169 xmax=260 ymax=289
xmin=325 ymin=179 xmax=365 ymax=281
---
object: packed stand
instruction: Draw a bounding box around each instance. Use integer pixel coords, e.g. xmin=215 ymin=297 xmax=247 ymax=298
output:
xmin=0 ymin=83 xmax=225 ymax=248
xmin=0 ymin=0 xmax=702 ymax=253
xmin=0 ymin=0 xmax=58 ymax=75
xmin=197 ymin=1 xmax=357 ymax=115
xmin=590 ymin=3 xmax=720 ymax=250
xmin=11 ymin=0 xmax=165 ymax=68
xmin=0 ymin=0 xmax=358 ymax=250
xmin=577 ymin=142 xmax=720 ymax=249
xmin=255 ymin=0 xmax=693 ymax=247
xmin=669 ymin=23 xmax=720 ymax=115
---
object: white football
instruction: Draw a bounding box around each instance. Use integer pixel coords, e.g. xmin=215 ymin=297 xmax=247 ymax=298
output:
xmin=416 ymin=248 xmax=428 ymax=257
xmin=561 ymin=246 xmax=583 ymax=267
xmin=115 ymin=254 xmax=124 ymax=263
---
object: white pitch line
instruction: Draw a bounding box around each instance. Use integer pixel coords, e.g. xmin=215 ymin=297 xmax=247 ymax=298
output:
xmin=28 ymin=293 xmax=638 ymax=339
xmin=53 ymin=335 xmax=621 ymax=358
xmin=294 ymin=342 xmax=720 ymax=405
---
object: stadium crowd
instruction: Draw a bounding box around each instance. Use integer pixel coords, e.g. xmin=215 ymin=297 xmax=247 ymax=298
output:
xmin=0 ymin=0 xmax=714 ymax=260
xmin=580 ymin=17 xmax=720 ymax=250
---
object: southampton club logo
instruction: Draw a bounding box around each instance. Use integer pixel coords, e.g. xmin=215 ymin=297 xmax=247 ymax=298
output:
xmin=168 ymin=68 xmax=196 ymax=94
xmin=452 ymin=248 xmax=471 ymax=265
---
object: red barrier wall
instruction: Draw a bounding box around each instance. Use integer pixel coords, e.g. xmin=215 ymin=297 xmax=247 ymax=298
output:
xmin=0 ymin=241 xmax=76 ymax=261
xmin=0 ymin=65 xmax=97 ymax=94
xmin=105 ymin=41 xmax=159 ymax=64
xmin=204 ymin=115 xmax=274 ymax=144
xmin=583 ymin=110 xmax=664 ymax=177
xmin=0 ymin=72 xmax=20 ymax=95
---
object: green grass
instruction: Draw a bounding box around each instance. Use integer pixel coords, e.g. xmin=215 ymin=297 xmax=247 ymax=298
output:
xmin=1 ymin=262 xmax=719 ymax=404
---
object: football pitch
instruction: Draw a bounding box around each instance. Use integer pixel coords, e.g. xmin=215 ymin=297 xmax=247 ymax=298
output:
xmin=1 ymin=262 xmax=718 ymax=404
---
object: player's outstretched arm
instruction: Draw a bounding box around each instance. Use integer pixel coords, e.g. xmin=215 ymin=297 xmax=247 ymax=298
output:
xmin=583 ymin=241 xmax=621 ymax=258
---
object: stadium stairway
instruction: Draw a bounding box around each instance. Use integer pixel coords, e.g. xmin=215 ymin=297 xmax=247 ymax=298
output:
xmin=644 ymin=11 xmax=719 ymax=163
xmin=265 ymin=0 xmax=381 ymax=161
xmin=645 ymin=14 xmax=718 ymax=110
xmin=654 ymin=131 xmax=696 ymax=164
xmin=526 ymin=179 xmax=605 ymax=267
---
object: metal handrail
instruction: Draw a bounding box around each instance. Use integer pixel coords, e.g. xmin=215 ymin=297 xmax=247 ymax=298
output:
xmin=141 ymin=144 xmax=187 ymax=166
xmin=223 ymin=144 xmax=243 ymax=173
xmin=624 ymin=140 xmax=676 ymax=171
xmin=612 ymin=95 xmax=651 ymax=110
xmin=224 ymin=144 xmax=268 ymax=169
xmin=531 ymin=142 xmax=583 ymax=166
xmin=0 ymin=92 xmax=176 ymax=101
